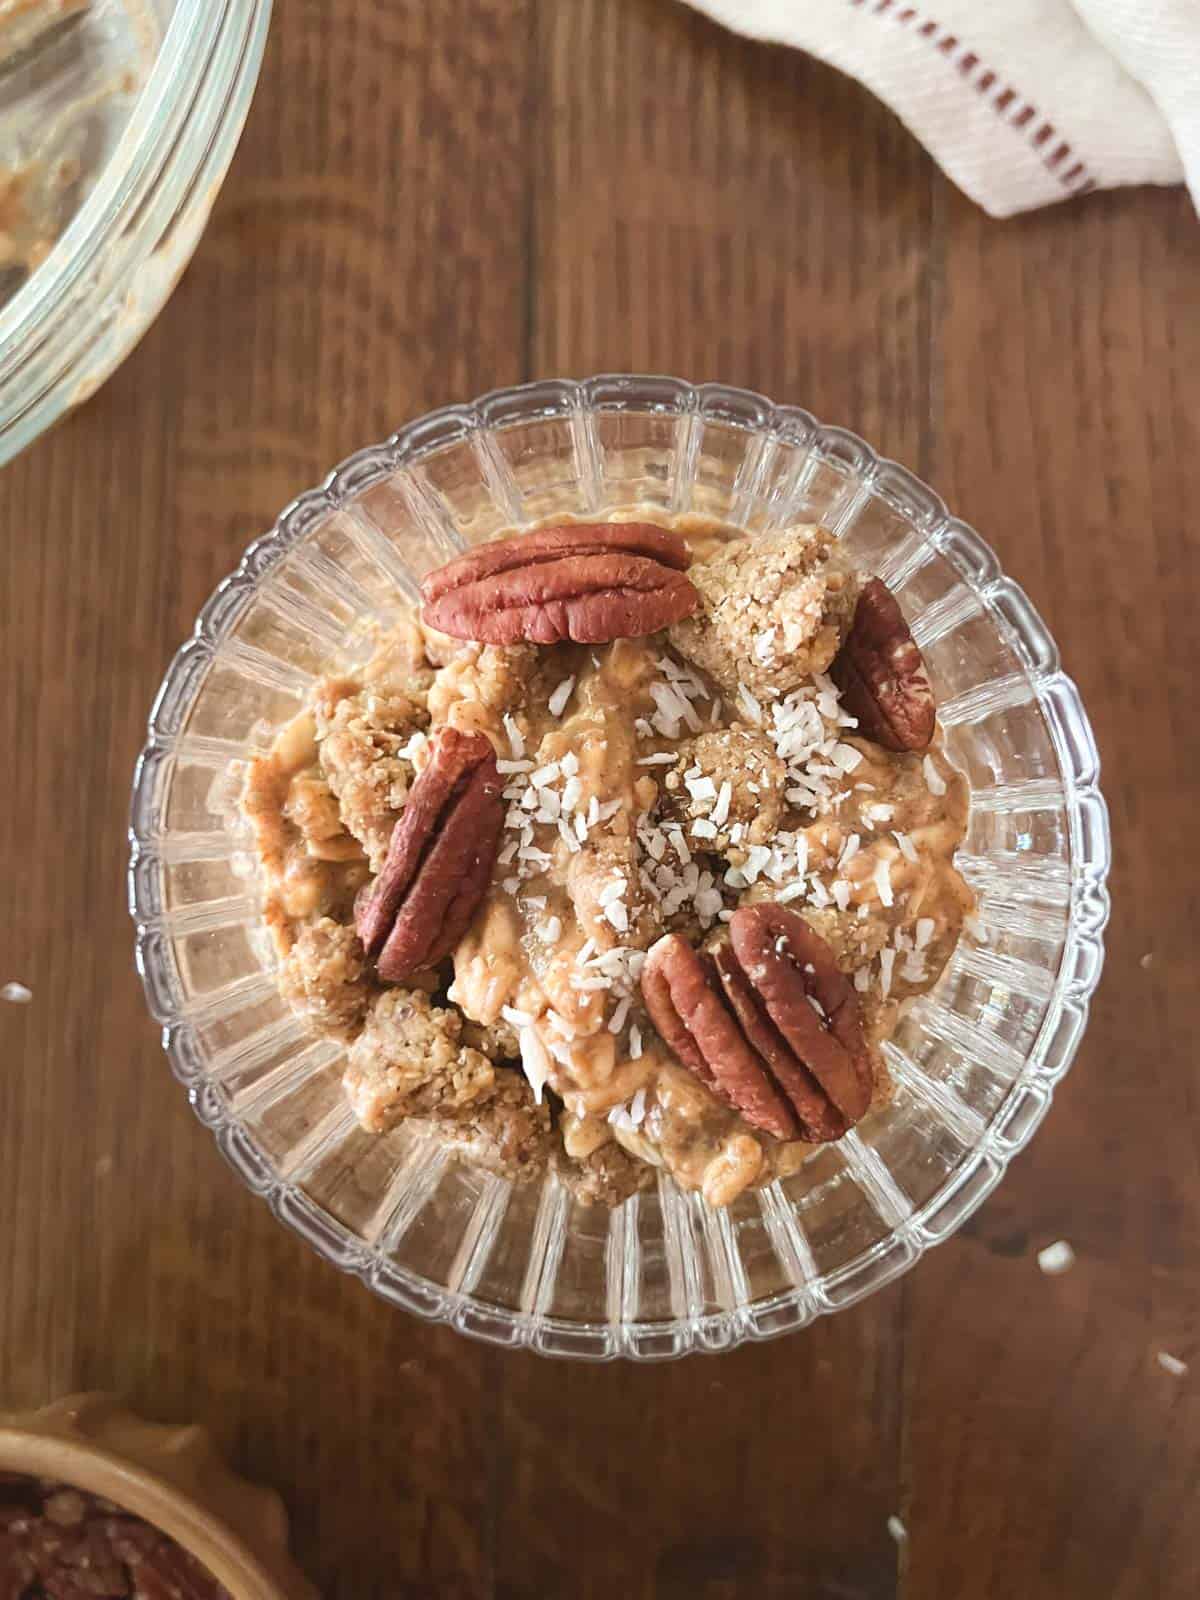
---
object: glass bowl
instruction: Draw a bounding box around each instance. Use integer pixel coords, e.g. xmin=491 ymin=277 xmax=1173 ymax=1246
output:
xmin=128 ymin=376 xmax=1111 ymax=1360
xmin=0 ymin=0 xmax=271 ymax=464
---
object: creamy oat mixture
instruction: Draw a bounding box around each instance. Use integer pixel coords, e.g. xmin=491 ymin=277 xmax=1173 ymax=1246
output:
xmin=241 ymin=514 xmax=972 ymax=1209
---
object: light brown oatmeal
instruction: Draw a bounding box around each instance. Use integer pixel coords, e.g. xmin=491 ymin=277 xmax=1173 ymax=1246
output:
xmin=242 ymin=511 xmax=972 ymax=1207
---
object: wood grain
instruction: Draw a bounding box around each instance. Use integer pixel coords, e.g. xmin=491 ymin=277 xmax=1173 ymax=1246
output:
xmin=1 ymin=2 xmax=1197 ymax=1597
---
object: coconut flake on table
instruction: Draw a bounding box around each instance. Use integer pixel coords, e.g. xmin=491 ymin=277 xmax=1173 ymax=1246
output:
xmin=503 ymin=714 xmax=525 ymax=759
xmin=629 ymin=1023 xmax=643 ymax=1059
xmin=1156 ymin=1351 xmax=1189 ymax=1377
xmin=887 ymin=1516 xmax=908 ymax=1545
xmin=1037 ymin=1240 xmax=1076 ymax=1275
xmin=1 ymin=981 xmax=31 ymax=1004
xmin=637 ymin=753 xmax=677 ymax=766
xmin=629 ymin=1086 xmax=647 ymax=1126
xmin=894 ymin=831 xmax=919 ymax=863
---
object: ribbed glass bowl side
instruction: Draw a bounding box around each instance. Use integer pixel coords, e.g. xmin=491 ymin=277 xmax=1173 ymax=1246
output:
xmin=128 ymin=377 xmax=1111 ymax=1360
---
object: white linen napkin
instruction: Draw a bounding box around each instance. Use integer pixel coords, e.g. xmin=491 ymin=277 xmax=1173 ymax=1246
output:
xmin=679 ymin=0 xmax=1199 ymax=217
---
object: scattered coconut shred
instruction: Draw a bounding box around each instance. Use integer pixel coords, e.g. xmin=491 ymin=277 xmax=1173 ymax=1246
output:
xmin=1156 ymin=1351 xmax=1188 ymax=1378
xmin=1 ymin=981 xmax=32 ymax=1004
xmin=495 ymin=640 xmax=948 ymax=1099
xmin=1037 ymin=1240 xmax=1076 ymax=1276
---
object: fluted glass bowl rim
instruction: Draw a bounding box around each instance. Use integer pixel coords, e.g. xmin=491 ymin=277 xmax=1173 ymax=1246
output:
xmin=128 ymin=375 xmax=1111 ymax=1359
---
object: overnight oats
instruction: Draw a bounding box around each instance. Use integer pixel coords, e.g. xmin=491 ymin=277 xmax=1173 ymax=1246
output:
xmin=239 ymin=516 xmax=974 ymax=1211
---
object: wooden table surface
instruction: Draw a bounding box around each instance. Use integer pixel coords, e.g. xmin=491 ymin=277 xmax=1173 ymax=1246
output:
xmin=3 ymin=3 xmax=1198 ymax=1596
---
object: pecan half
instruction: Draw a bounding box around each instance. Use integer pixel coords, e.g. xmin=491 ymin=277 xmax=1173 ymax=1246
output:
xmin=641 ymin=905 xmax=873 ymax=1142
xmin=420 ymin=522 xmax=699 ymax=645
xmin=831 ymin=577 xmax=935 ymax=752
xmin=355 ymin=727 xmax=503 ymax=982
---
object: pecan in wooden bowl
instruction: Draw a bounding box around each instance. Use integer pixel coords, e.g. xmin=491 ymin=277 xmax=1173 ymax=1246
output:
xmin=0 ymin=1396 xmax=316 ymax=1600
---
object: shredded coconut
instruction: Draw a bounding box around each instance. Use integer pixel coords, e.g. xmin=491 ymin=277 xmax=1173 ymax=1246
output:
xmin=518 ymin=1026 xmax=552 ymax=1103
xmin=923 ymin=754 xmax=947 ymax=796
xmin=879 ymin=948 xmax=895 ymax=998
xmin=1037 ymin=1240 xmax=1076 ymax=1276
xmin=547 ymin=676 xmax=576 ymax=717
xmin=874 ymin=857 xmax=895 ymax=908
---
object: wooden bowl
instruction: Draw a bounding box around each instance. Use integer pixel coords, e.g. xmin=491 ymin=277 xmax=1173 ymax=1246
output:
xmin=0 ymin=1393 xmax=316 ymax=1599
